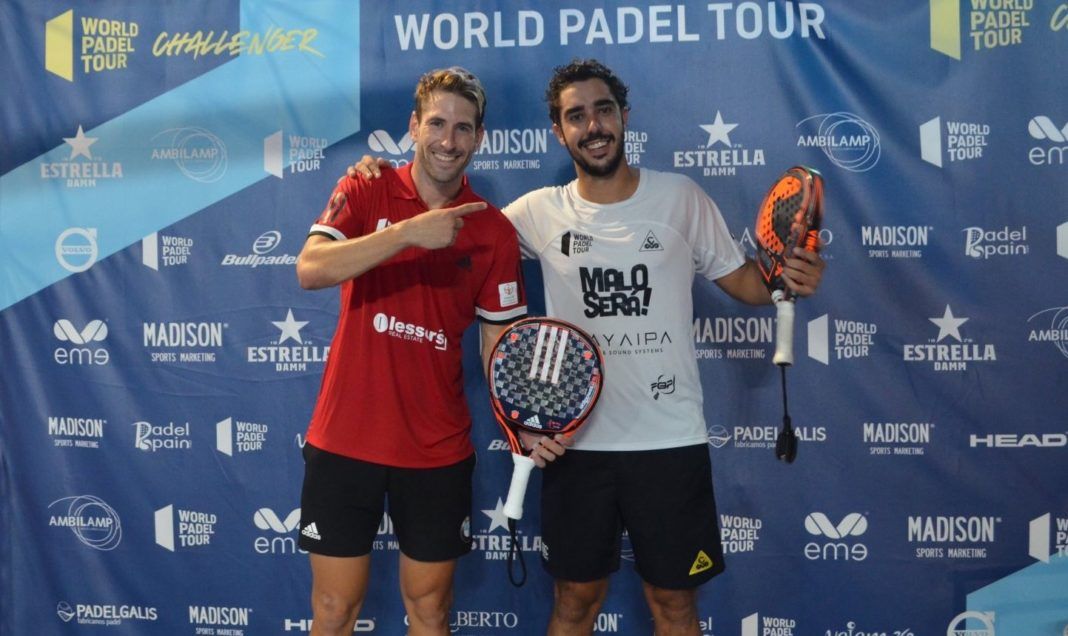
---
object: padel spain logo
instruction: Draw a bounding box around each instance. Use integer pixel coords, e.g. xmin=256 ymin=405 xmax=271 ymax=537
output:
xmin=673 ymin=111 xmax=766 ymax=177
xmin=807 ymin=314 xmax=877 ymax=364
xmin=920 ymin=117 xmax=989 ymax=167
xmin=796 ymin=112 xmax=880 ymax=172
xmin=930 ymin=0 xmax=1034 ymax=60
xmin=903 ymin=305 xmax=996 ymax=371
xmin=48 ymin=495 xmax=122 ymax=550
xmin=45 ymin=10 xmax=139 ymax=81
xmin=1028 ymin=513 xmax=1068 ymax=562
xmin=264 ymin=130 xmax=327 ymax=178
xmin=41 ymin=127 xmax=124 ymax=188
xmin=962 ymin=225 xmax=1029 ymax=259
xmin=155 ymin=504 xmax=217 ymax=551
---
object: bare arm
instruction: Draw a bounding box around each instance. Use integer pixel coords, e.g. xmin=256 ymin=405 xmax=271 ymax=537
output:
xmin=715 ymin=248 xmax=826 ymax=305
xmin=296 ymin=201 xmax=487 ymax=290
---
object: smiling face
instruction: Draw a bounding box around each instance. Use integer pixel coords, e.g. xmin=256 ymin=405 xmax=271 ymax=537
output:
xmin=552 ymin=78 xmax=629 ymax=179
xmin=409 ymin=89 xmax=484 ymax=191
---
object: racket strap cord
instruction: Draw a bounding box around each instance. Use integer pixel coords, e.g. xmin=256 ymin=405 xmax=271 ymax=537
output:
xmin=507 ymin=519 xmax=527 ymax=587
xmin=775 ymin=365 xmax=798 ymax=463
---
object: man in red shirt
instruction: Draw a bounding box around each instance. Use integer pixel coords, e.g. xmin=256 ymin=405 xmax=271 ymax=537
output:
xmin=295 ymin=67 xmax=528 ymax=636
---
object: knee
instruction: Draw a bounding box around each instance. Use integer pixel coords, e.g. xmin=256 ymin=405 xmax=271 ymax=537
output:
xmin=311 ymin=590 xmax=361 ymax=633
xmin=404 ymin=587 xmax=452 ymax=630
xmin=645 ymin=586 xmax=697 ymax=625
xmin=552 ymin=580 xmax=608 ymax=625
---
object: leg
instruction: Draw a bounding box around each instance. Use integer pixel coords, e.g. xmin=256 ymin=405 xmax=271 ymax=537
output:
xmin=309 ymin=553 xmax=371 ymax=636
xmin=399 ymin=554 xmax=456 ymax=636
xmin=642 ymin=583 xmax=700 ymax=636
xmin=547 ymin=578 xmax=610 ymax=636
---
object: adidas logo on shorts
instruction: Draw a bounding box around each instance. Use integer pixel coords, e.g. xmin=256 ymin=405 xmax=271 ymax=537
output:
xmin=301 ymin=522 xmax=322 ymax=541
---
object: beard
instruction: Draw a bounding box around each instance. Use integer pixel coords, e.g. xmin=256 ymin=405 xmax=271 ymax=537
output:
xmin=567 ymin=132 xmax=625 ymax=178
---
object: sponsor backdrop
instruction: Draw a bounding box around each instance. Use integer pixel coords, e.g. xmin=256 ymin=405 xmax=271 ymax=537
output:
xmin=1 ymin=0 xmax=1066 ymax=634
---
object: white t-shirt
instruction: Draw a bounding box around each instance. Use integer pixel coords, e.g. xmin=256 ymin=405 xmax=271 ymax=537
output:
xmin=504 ymin=168 xmax=745 ymax=451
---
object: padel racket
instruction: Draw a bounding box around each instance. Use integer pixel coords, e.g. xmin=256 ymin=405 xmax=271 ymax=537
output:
xmin=488 ymin=317 xmax=604 ymax=585
xmin=754 ymin=166 xmax=825 ymax=462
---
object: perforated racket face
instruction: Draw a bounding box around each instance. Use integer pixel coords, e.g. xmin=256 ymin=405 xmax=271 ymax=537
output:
xmin=755 ymin=166 xmax=824 ymax=294
xmin=489 ymin=318 xmax=604 ymax=434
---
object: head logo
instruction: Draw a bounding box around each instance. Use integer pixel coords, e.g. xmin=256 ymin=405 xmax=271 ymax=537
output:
xmin=151 ymin=127 xmax=227 ymax=182
xmin=674 ymin=111 xmax=766 ymax=177
xmin=946 ymin=611 xmax=995 ymax=636
xmin=48 ymin=495 xmax=122 ymax=550
xmin=55 ymin=228 xmax=98 ymax=273
xmin=796 ymin=112 xmax=881 ymax=172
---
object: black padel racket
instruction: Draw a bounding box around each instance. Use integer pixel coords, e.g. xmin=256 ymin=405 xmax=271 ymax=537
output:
xmin=488 ymin=317 xmax=604 ymax=585
xmin=754 ymin=166 xmax=825 ymax=462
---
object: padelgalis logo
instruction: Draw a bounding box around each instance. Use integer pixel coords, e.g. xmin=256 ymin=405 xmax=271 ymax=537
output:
xmin=45 ymin=9 xmax=139 ymax=81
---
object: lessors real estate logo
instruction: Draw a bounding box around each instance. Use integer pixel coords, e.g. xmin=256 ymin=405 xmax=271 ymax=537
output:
xmin=808 ymin=314 xmax=877 ymax=364
xmin=864 ymin=421 xmax=934 ymax=456
xmin=930 ymin=0 xmax=1035 ymax=60
xmin=155 ymin=504 xmax=216 ymax=551
xmin=48 ymin=415 xmax=105 ymax=449
xmin=143 ymin=320 xmax=226 ymax=364
xmin=247 ymin=309 xmax=329 ymax=373
xmin=920 ymin=116 xmax=989 ymax=167
xmin=908 ymin=515 xmax=1000 ymax=560
xmin=796 ymin=112 xmax=881 ymax=172
xmin=56 ymin=601 xmax=157 ymax=627
xmin=40 ymin=127 xmax=123 ymax=188
xmin=265 ymin=130 xmax=327 ymax=178
xmin=1028 ymin=513 xmax=1068 ymax=562
xmin=48 ymin=495 xmax=122 ymax=551
xmin=674 ymin=111 xmax=766 ymax=177
xmin=45 ymin=10 xmax=138 ymax=81
xmin=903 ymin=305 xmax=996 ymax=371
xmin=217 ymin=417 xmax=269 ymax=456
xmin=372 ymin=312 xmax=448 ymax=351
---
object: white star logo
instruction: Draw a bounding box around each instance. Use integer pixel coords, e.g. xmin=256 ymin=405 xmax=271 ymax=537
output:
xmin=699 ymin=111 xmax=738 ymax=148
xmin=63 ymin=125 xmax=98 ymax=160
xmin=930 ymin=305 xmax=968 ymax=342
xmin=482 ymin=498 xmax=510 ymax=533
xmin=273 ymin=309 xmax=309 ymax=345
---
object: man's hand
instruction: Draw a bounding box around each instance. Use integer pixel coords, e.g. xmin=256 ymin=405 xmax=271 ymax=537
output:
xmin=781 ymin=246 xmax=825 ymax=297
xmin=517 ymin=430 xmax=572 ymax=468
xmin=398 ymin=202 xmax=485 ymax=250
xmin=347 ymin=155 xmax=389 ymax=180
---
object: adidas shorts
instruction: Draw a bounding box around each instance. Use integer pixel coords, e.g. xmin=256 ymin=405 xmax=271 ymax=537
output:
xmin=298 ymin=443 xmax=474 ymax=561
xmin=540 ymin=444 xmax=725 ymax=589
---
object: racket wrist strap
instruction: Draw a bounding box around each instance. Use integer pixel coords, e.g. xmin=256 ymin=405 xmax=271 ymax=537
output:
xmin=503 ymin=454 xmax=537 ymax=521
xmin=772 ymin=291 xmax=795 ymax=367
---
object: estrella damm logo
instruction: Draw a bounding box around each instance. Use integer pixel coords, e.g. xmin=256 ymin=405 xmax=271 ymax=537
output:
xmin=930 ymin=0 xmax=1036 ymax=60
xmin=45 ymin=9 xmax=139 ymax=81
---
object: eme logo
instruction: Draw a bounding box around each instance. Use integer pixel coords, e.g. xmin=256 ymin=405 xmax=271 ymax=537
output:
xmin=53 ymin=318 xmax=109 ymax=366
xmin=804 ymin=512 xmax=868 ymax=561
xmin=368 ymin=129 xmax=414 ymax=167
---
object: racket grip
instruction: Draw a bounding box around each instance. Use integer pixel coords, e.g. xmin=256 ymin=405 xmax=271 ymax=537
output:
xmin=772 ymin=291 xmax=795 ymax=367
xmin=503 ymin=453 xmax=537 ymax=521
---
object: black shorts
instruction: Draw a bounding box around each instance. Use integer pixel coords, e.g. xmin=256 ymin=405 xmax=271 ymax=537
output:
xmin=298 ymin=443 xmax=475 ymax=561
xmin=540 ymin=444 xmax=725 ymax=589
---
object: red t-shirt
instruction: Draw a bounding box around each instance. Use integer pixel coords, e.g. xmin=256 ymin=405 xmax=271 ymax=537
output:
xmin=304 ymin=165 xmax=526 ymax=467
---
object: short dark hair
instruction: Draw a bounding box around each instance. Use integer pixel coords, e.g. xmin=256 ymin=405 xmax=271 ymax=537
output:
xmin=545 ymin=59 xmax=629 ymax=125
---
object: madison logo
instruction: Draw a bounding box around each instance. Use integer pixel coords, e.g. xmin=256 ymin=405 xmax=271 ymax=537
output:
xmin=580 ymin=265 xmax=651 ymax=318
xmin=471 ymin=128 xmax=549 ymax=172
xmin=861 ymin=224 xmax=931 ymax=259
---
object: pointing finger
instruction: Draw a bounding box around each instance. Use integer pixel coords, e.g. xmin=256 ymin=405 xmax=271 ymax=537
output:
xmin=446 ymin=202 xmax=487 ymax=218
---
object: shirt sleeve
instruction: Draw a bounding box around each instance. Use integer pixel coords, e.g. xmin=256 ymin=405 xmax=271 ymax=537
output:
xmin=475 ymin=217 xmax=528 ymax=324
xmin=308 ymin=178 xmax=366 ymax=241
xmin=685 ymin=178 xmax=746 ymax=281
xmin=502 ymin=194 xmax=539 ymax=259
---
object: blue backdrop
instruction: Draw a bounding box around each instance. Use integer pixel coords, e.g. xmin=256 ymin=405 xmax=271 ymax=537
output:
xmin=2 ymin=1 xmax=1067 ymax=634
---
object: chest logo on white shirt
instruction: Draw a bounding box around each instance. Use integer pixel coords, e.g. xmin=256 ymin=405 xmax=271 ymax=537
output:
xmin=561 ymin=231 xmax=593 ymax=256
xmin=639 ymin=230 xmax=663 ymax=252
xmin=580 ymin=265 xmax=651 ymax=318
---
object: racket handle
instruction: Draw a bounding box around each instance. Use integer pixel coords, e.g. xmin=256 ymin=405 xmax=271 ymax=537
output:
xmin=772 ymin=291 xmax=795 ymax=367
xmin=503 ymin=453 xmax=537 ymax=521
